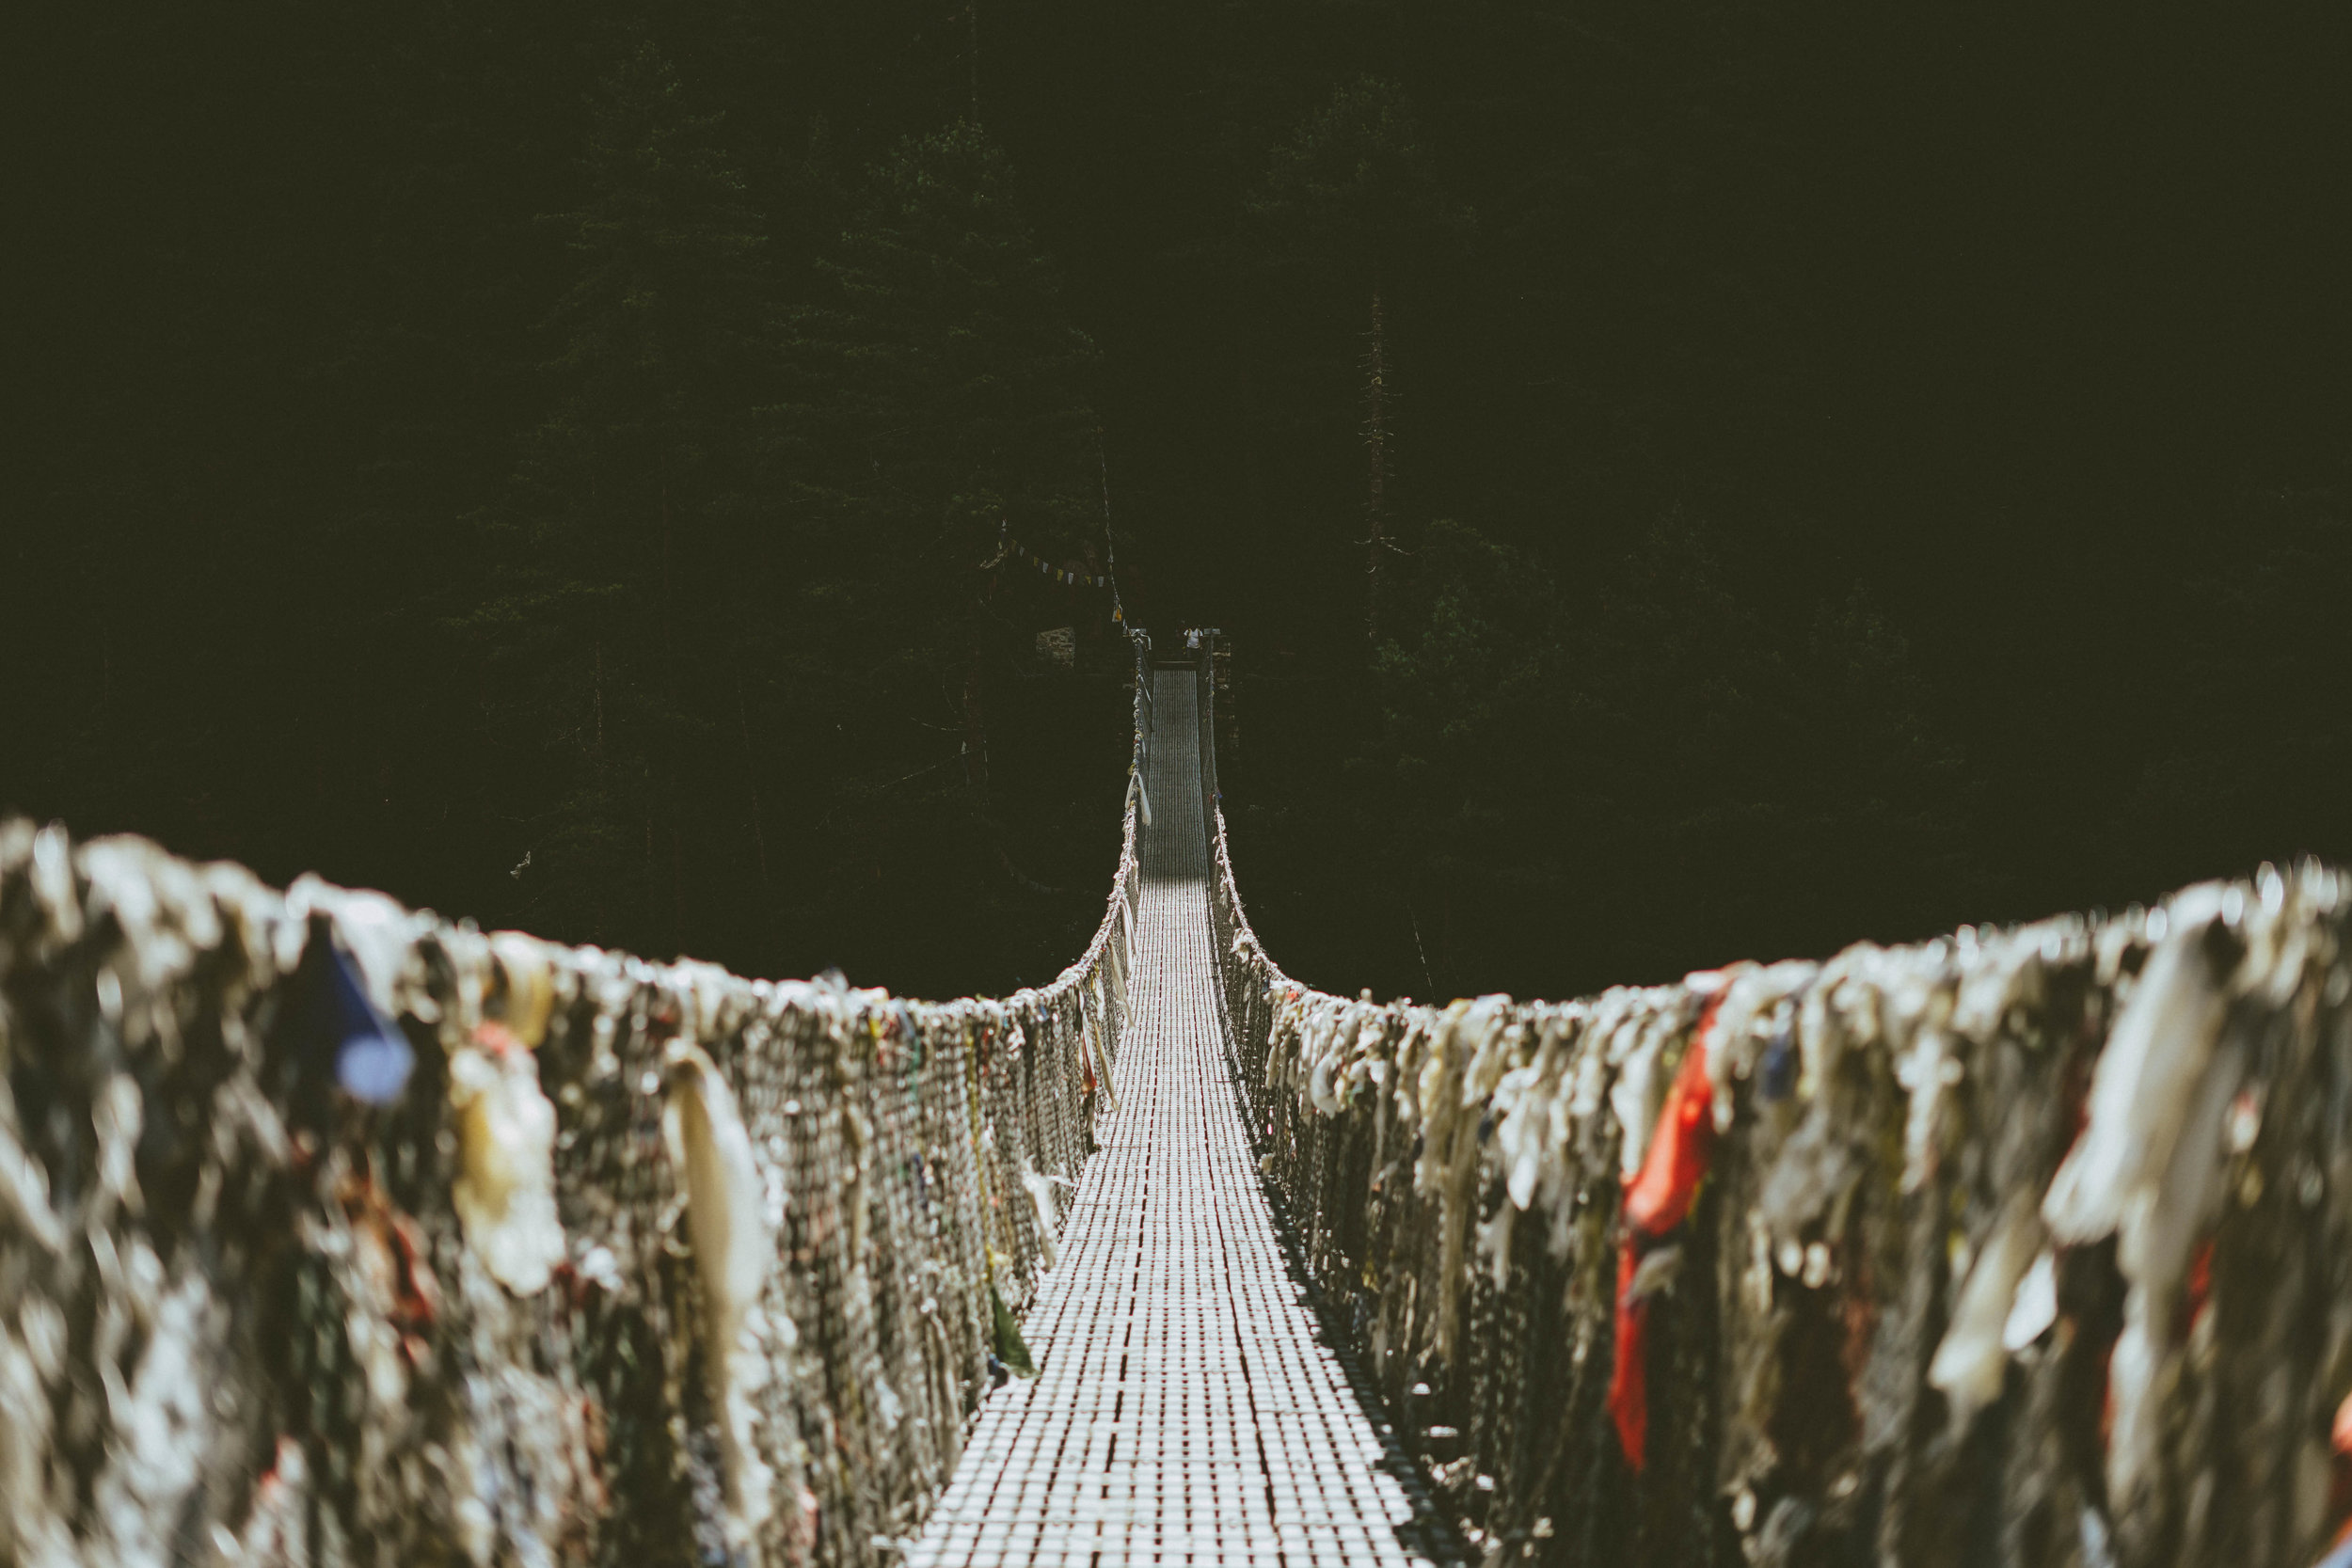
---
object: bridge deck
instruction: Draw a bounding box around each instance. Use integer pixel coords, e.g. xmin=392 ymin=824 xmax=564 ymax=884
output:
xmin=908 ymin=673 xmax=1446 ymax=1568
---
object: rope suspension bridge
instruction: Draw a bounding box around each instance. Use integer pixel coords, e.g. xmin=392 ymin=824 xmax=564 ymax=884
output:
xmin=2 ymin=631 xmax=2349 ymax=1568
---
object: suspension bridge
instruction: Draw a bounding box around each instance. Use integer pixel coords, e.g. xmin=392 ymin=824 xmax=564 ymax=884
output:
xmin=1 ymin=633 xmax=2347 ymax=1568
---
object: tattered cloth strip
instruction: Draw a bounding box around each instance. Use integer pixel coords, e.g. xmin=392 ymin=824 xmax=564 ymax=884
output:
xmin=996 ymin=523 xmax=1113 ymax=588
xmin=0 ymin=634 xmax=1154 ymax=1568
xmin=1186 ymin=632 xmax=2352 ymax=1568
xmin=1609 ymin=990 xmax=1725 ymax=1469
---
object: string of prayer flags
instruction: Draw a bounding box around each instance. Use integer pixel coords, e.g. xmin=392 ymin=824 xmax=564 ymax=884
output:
xmin=998 ymin=524 xmax=1113 ymax=588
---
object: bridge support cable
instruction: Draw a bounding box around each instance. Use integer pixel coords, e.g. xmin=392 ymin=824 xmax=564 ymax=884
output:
xmin=1190 ymin=630 xmax=2352 ymax=1568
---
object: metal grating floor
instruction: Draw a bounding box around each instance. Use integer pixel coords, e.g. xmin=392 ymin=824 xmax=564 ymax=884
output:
xmin=906 ymin=673 xmax=1450 ymax=1568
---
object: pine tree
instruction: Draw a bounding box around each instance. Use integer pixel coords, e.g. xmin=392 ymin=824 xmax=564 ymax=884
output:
xmin=476 ymin=38 xmax=777 ymax=955
xmin=772 ymin=119 xmax=1103 ymax=969
xmin=1248 ymin=79 xmax=1460 ymax=644
xmin=781 ymin=121 xmax=1096 ymax=774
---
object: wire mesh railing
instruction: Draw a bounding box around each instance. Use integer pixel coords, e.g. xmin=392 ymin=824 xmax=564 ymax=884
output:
xmin=1193 ymin=632 xmax=2352 ymax=1568
xmin=0 ymin=631 xmax=1154 ymax=1568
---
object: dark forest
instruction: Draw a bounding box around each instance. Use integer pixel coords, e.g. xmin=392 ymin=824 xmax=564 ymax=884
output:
xmin=8 ymin=0 xmax=2347 ymax=1004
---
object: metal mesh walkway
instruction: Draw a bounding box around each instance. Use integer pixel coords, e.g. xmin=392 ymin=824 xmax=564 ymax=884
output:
xmin=908 ymin=672 xmax=1449 ymax=1568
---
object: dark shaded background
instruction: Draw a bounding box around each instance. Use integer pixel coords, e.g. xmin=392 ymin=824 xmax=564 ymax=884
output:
xmin=7 ymin=0 xmax=2346 ymax=1002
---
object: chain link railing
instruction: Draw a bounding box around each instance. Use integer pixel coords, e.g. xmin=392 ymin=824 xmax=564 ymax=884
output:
xmin=0 ymin=630 xmax=1154 ymax=1568
xmin=1194 ymin=632 xmax=2352 ymax=1568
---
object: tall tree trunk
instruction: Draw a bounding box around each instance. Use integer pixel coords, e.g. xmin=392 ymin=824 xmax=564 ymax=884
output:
xmin=1096 ymin=423 xmax=1119 ymax=565
xmin=1365 ymin=284 xmax=1389 ymax=645
xmin=660 ymin=485 xmax=683 ymax=955
xmin=671 ymin=810 xmax=685 ymax=957
xmin=966 ymin=0 xmax=981 ymax=121
xmin=735 ymin=664 xmax=773 ymax=903
xmin=962 ymin=604 xmax=991 ymax=798
xmin=1238 ymin=363 xmax=1271 ymax=521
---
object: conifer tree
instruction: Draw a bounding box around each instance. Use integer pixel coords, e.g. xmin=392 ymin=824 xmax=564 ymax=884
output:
xmin=479 ymin=38 xmax=776 ymax=954
xmin=1248 ymin=79 xmax=1459 ymax=644
xmin=778 ymin=120 xmax=1098 ymax=873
